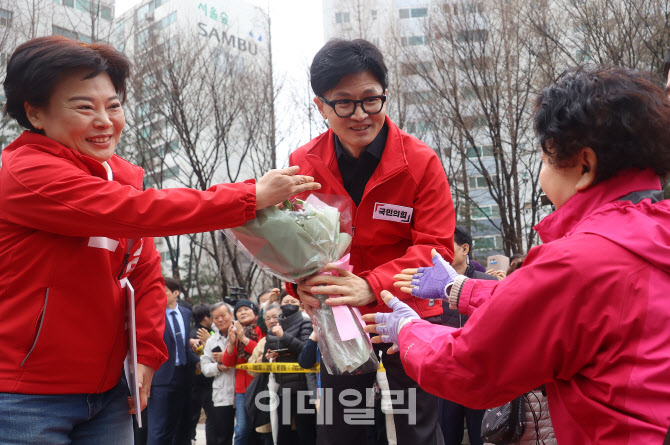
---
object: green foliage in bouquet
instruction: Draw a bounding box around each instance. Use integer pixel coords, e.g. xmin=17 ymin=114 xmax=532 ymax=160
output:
xmin=226 ymin=199 xmax=352 ymax=283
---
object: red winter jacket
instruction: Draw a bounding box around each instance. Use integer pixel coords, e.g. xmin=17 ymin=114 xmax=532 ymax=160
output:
xmin=0 ymin=131 xmax=257 ymax=394
xmin=221 ymin=324 xmax=265 ymax=394
xmin=287 ymin=117 xmax=455 ymax=318
xmin=399 ymin=168 xmax=670 ymax=444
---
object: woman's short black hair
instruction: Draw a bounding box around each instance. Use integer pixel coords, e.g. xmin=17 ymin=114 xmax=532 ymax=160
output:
xmin=533 ymin=65 xmax=670 ymax=183
xmin=310 ymin=38 xmax=388 ymax=97
xmin=3 ymin=35 xmax=130 ymax=133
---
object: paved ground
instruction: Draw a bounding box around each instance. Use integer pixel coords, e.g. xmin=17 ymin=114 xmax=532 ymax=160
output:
xmin=192 ymin=418 xmax=472 ymax=444
xmin=194 ymin=422 xmax=207 ymax=444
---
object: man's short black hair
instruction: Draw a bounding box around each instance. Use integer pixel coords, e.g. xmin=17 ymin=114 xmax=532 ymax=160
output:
xmin=164 ymin=277 xmax=181 ymax=293
xmin=453 ymin=225 xmax=473 ymax=249
xmin=310 ymin=38 xmax=388 ymax=97
xmin=533 ymin=65 xmax=670 ymax=184
xmin=192 ymin=303 xmax=211 ymax=324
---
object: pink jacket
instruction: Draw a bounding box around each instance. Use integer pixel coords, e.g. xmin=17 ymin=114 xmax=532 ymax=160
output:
xmin=399 ymin=168 xmax=670 ymax=444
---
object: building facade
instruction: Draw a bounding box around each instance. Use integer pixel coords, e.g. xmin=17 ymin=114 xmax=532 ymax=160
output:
xmin=112 ymin=0 xmax=275 ymax=299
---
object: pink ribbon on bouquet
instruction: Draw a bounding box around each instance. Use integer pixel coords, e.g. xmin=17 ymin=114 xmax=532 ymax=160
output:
xmin=319 ymin=254 xmax=368 ymax=341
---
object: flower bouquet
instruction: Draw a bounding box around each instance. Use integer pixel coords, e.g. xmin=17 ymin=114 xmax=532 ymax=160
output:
xmin=225 ymin=194 xmax=378 ymax=375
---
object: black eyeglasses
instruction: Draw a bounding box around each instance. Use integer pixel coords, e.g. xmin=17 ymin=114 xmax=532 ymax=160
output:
xmin=319 ymin=95 xmax=387 ymax=118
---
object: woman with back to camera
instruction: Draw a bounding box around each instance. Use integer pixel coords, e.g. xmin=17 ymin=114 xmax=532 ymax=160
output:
xmin=365 ymin=66 xmax=670 ymax=444
xmin=0 ymin=36 xmax=318 ymax=444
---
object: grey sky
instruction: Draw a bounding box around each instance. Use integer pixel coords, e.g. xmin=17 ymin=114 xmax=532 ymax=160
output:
xmin=115 ymin=0 xmax=325 ymax=167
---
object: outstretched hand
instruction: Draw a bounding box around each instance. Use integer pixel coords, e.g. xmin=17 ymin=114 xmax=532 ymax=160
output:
xmin=255 ymin=166 xmax=321 ymax=210
xmin=362 ymin=290 xmax=419 ymax=354
xmin=393 ymin=249 xmax=458 ymax=300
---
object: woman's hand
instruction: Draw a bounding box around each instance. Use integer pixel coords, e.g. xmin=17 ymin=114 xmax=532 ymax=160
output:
xmin=486 ymin=269 xmax=506 ymax=280
xmin=362 ymin=291 xmax=420 ymax=354
xmin=128 ymin=364 xmax=155 ymax=414
xmin=309 ymin=324 xmax=318 ymax=342
xmin=212 ymin=352 xmax=224 ymax=363
xmin=265 ymin=350 xmax=279 ymax=361
xmin=234 ymin=321 xmax=249 ymax=345
xmin=255 ymin=166 xmax=321 ymax=210
xmin=393 ymin=249 xmax=458 ymax=300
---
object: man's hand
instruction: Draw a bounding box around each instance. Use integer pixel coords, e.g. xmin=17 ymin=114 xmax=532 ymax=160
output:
xmin=196 ymin=327 xmax=212 ymax=344
xmin=265 ymin=350 xmax=279 ymax=361
xmin=227 ymin=325 xmax=237 ymax=344
xmin=393 ymin=249 xmax=459 ymax=300
xmin=212 ymin=352 xmax=224 ymax=363
xmin=303 ymin=264 xmax=376 ymax=307
xmin=362 ymin=291 xmax=419 ymax=354
xmin=296 ymin=283 xmax=321 ymax=313
xmin=128 ymin=364 xmax=155 ymax=414
xmin=271 ymin=325 xmax=284 ymax=338
xmin=255 ymin=166 xmax=321 ymax=210
xmin=189 ymin=338 xmax=201 ymax=352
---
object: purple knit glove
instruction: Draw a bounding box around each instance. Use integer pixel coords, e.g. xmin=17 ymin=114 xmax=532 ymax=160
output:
xmin=410 ymin=252 xmax=459 ymax=300
xmin=374 ymin=297 xmax=419 ymax=346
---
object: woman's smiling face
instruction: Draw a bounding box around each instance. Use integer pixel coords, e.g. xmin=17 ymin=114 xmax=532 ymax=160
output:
xmin=26 ymin=71 xmax=125 ymax=163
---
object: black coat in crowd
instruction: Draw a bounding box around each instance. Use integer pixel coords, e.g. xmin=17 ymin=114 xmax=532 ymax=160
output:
xmin=264 ymin=311 xmax=313 ymax=392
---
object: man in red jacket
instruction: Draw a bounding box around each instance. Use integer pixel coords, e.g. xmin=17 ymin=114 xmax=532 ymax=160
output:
xmin=288 ymin=38 xmax=454 ymax=445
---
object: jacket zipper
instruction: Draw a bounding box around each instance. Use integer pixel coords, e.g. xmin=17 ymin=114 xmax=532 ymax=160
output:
xmin=353 ymin=169 xmax=404 ymax=268
xmin=21 ymin=288 xmax=49 ymax=367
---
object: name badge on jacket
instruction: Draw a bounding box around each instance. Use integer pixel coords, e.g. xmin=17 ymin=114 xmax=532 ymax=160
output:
xmin=373 ymin=203 xmax=413 ymax=223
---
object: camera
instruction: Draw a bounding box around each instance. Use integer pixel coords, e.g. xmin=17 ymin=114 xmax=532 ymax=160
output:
xmin=223 ymin=286 xmax=248 ymax=306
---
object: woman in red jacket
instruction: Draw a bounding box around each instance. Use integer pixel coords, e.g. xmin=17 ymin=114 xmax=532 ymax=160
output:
xmin=366 ymin=66 xmax=670 ymax=444
xmin=221 ymin=299 xmax=265 ymax=445
xmin=0 ymin=36 xmax=318 ymax=445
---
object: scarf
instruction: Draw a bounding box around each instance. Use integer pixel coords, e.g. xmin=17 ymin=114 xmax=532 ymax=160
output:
xmin=237 ymin=322 xmax=259 ymax=362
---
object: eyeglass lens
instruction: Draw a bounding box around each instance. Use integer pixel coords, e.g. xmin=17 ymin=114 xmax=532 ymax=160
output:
xmin=334 ymin=97 xmax=384 ymax=117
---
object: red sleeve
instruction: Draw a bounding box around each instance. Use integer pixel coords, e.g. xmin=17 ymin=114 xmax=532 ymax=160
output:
xmin=363 ymin=154 xmax=455 ymax=306
xmin=0 ymin=153 xmax=257 ymax=238
xmin=222 ymin=347 xmax=238 ymax=367
xmin=243 ymin=340 xmax=258 ymax=356
xmin=285 ymin=282 xmax=298 ymax=298
xmin=398 ymin=240 xmax=618 ymax=409
xmin=128 ymin=238 xmax=168 ymax=371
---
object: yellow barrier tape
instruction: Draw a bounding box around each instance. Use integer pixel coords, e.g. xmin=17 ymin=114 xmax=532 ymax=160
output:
xmin=236 ymin=362 xmax=320 ymax=373
xmin=236 ymin=362 xmax=387 ymax=373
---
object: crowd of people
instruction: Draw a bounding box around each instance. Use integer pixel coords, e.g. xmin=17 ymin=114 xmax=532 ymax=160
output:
xmin=0 ymin=28 xmax=669 ymax=445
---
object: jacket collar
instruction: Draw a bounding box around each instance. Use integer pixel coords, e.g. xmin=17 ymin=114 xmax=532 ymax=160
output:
xmin=534 ymin=168 xmax=662 ymax=243
xmin=3 ymin=130 xmax=143 ymax=187
xmin=304 ymin=116 xmax=409 ymax=198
